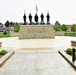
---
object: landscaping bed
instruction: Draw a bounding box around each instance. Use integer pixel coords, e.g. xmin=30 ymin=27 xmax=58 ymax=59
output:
xmin=65 ymin=48 xmax=76 ymax=59
xmin=0 ymin=50 xmax=8 ymax=58
xmin=58 ymin=48 xmax=76 ymax=70
xmin=0 ymin=49 xmax=14 ymax=66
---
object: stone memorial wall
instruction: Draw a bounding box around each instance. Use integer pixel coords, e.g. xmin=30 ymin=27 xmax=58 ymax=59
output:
xmin=19 ymin=25 xmax=55 ymax=39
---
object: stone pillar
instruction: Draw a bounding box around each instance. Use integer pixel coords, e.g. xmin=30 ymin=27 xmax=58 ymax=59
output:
xmin=71 ymin=41 xmax=76 ymax=62
xmin=72 ymin=48 xmax=75 ymax=62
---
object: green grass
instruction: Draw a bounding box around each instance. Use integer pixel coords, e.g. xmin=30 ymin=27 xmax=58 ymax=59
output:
xmin=0 ymin=33 xmax=10 ymax=38
xmin=0 ymin=32 xmax=76 ymax=38
xmin=64 ymin=32 xmax=76 ymax=37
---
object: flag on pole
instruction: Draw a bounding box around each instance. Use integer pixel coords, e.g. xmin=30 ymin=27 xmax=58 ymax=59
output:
xmin=47 ymin=10 xmax=49 ymax=13
xmin=24 ymin=10 xmax=25 ymax=13
xmin=36 ymin=4 xmax=38 ymax=12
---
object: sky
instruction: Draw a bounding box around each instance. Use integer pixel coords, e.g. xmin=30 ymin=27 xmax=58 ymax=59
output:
xmin=0 ymin=0 xmax=76 ymax=24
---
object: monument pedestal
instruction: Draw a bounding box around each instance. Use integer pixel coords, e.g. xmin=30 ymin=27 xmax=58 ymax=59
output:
xmin=19 ymin=25 xmax=55 ymax=39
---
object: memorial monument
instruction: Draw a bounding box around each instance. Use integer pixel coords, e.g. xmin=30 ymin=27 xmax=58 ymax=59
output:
xmin=19 ymin=11 xmax=55 ymax=39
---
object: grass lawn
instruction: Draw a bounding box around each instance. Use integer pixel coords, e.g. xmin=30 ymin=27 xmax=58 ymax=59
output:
xmin=0 ymin=33 xmax=10 ymax=38
xmin=0 ymin=32 xmax=76 ymax=38
xmin=64 ymin=32 xmax=76 ymax=37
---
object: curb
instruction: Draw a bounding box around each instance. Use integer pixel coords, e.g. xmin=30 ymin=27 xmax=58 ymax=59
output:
xmin=58 ymin=51 xmax=76 ymax=70
xmin=0 ymin=52 xmax=14 ymax=67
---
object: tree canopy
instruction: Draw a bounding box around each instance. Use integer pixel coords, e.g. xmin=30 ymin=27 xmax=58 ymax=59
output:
xmin=53 ymin=25 xmax=61 ymax=31
xmin=61 ymin=24 xmax=68 ymax=31
xmin=5 ymin=20 xmax=10 ymax=27
xmin=71 ymin=24 xmax=76 ymax=33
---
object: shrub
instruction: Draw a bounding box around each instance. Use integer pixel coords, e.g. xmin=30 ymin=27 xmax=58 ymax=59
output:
xmin=65 ymin=48 xmax=72 ymax=55
xmin=3 ymin=31 xmax=7 ymax=35
xmin=0 ymin=50 xmax=8 ymax=55
xmin=13 ymin=24 xmax=20 ymax=32
xmin=65 ymin=48 xmax=76 ymax=59
xmin=53 ymin=26 xmax=61 ymax=31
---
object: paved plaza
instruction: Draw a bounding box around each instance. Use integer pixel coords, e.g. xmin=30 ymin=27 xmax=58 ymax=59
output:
xmin=0 ymin=36 xmax=76 ymax=75
xmin=0 ymin=36 xmax=76 ymax=50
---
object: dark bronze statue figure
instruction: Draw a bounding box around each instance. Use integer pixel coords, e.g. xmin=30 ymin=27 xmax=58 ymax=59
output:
xmin=23 ymin=13 xmax=26 ymax=25
xmin=28 ymin=13 xmax=32 ymax=24
xmin=40 ymin=13 xmax=44 ymax=24
xmin=34 ymin=13 xmax=39 ymax=24
xmin=46 ymin=13 xmax=50 ymax=24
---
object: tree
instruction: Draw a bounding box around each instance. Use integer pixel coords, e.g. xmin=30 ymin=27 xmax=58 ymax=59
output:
xmin=10 ymin=21 xmax=14 ymax=26
xmin=61 ymin=24 xmax=68 ymax=31
xmin=13 ymin=24 xmax=20 ymax=32
xmin=5 ymin=20 xmax=10 ymax=27
xmin=0 ymin=22 xmax=3 ymax=27
xmin=55 ymin=21 xmax=61 ymax=26
xmin=71 ymin=24 xmax=76 ymax=33
xmin=53 ymin=26 xmax=61 ymax=31
xmin=54 ymin=21 xmax=61 ymax=31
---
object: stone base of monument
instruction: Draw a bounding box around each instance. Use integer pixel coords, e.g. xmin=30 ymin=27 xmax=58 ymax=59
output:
xmin=19 ymin=25 xmax=55 ymax=39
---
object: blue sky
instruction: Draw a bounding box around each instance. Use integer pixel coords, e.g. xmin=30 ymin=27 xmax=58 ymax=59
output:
xmin=0 ymin=0 xmax=76 ymax=24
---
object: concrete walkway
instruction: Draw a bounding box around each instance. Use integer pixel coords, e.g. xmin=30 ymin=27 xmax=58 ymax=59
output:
xmin=0 ymin=36 xmax=76 ymax=75
xmin=0 ymin=49 xmax=76 ymax=75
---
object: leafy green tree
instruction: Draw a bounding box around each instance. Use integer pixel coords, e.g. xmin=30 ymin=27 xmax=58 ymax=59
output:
xmin=53 ymin=26 xmax=61 ymax=31
xmin=71 ymin=24 xmax=76 ymax=33
xmin=61 ymin=24 xmax=68 ymax=31
xmin=5 ymin=20 xmax=10 ymax=27
xmin=13 ymin=24 xmax=20 ymax=32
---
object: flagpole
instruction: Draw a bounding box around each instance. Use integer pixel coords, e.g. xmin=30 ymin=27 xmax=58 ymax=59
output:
xmin=36 ymin=3 xmax=38 ymax=13
xmin=47 ymin=10 xmax=49 ymax=13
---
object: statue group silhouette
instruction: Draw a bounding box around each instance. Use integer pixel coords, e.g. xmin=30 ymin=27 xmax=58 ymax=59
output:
xmin=23 ymin=13 xmax=50 ymax=25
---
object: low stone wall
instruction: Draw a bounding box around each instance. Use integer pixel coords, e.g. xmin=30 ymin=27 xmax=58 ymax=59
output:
xmin=10 ymin=26 xmax=64 ymax=38
xmin=19 ymin=25 xmax=55 ymax=39
xmin=10 ymin=32 xmax=19 ymax=37
xmin=55 ymin=31 xmax=64 ymax=36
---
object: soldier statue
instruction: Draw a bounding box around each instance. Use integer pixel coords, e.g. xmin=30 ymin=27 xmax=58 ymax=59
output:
xmin=23 ymin=13 xmax=27 ymax=25
xmin=34 ymin=13 xmax=39 ymax=24
xmin=46 ymin=13 xmax=50 ymax=24
xmin=40 ymin=13 xmax=44 ymax=24
xmin=28 ymin=13 xmax=32 ymax=24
